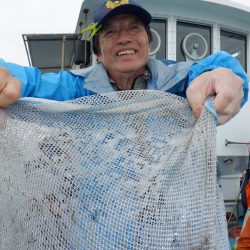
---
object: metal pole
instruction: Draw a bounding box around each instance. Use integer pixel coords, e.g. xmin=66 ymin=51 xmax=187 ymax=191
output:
xmin=61 ymin=35 xmax=66 ymax=70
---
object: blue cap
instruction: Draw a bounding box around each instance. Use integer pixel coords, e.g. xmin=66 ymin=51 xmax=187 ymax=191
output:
xmin=93 ymin=0 xmax=152 ymax=26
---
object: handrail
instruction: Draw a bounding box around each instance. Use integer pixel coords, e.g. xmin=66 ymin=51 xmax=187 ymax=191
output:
xmin=225 ymin=139 xmax=250 ymax=146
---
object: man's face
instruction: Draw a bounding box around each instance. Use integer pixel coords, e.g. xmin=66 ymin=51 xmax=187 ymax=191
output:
xmin=97 ymin=14 xmax=150 ymax=76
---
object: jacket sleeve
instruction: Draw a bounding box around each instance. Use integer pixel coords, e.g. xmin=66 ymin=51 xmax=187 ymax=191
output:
xmin=0 ymin=59 xmax=90 ymax=101
xmin=186 ymin=51 xmax=249 ymax=107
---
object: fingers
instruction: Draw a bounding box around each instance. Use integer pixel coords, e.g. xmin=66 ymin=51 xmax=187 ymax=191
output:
xmin=0 ymin=67 xmax=21 ymax=108
xmin=186 ymin=70 xmax=214 ymax=119
xmin=215 ymin=88 xmax=243 ymax=124
xmin=187 ymin=67 xmax=244 ymax=125
xmin=212 ymin=68 xmax=243 ymax=113
xmin=211 ymin=69 xmax=243 ymax=124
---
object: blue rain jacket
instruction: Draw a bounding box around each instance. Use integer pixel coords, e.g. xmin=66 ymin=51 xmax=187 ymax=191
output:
xmin=0 ymin=51 xmax=248 ymax=106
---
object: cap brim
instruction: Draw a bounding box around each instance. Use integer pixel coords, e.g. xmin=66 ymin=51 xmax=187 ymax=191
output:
xmin=99 ymin=4 xmax=152 ymax=26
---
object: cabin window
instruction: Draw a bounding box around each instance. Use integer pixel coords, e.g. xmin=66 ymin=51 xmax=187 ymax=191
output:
xmin=150 ymin=19 xmax=167 ymax=59
xmin=176 ymin=21 xmax=211 ymax=62
xmin=220 ymin=30 xmax=247 ymax=71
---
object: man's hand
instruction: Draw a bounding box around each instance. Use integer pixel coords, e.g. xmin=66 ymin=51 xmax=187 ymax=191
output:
xmin=186 ymin=67 xmax=244 ymax=125
xmin=0 ymin=67 xmax=21 ymax=108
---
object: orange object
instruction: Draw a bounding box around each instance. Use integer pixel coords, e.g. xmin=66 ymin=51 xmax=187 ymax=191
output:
xmin=246 ymin=182 xmax=250 ymax=209
xmin=236 ymin=210 xmax=250 ymax=249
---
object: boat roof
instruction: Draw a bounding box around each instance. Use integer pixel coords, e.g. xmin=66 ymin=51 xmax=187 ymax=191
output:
xmin=75 ymin=0 xmax=250 ymax=34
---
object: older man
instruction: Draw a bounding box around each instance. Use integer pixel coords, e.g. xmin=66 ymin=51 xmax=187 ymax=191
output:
xmin=0 ymin=0 xmax=248 ymax=125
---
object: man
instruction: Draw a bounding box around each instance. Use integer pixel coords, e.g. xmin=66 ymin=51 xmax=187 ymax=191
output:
xmin=0 ymin=0 xmax=248 ymax=125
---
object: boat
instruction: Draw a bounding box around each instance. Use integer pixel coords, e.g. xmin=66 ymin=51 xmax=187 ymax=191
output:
xmin=23 ymin=0 xmax=250 ymax=247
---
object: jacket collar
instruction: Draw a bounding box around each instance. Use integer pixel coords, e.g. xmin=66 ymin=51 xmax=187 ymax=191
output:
xmin=71 ymin=59 xmax=192 ymax=94
xmin=83 ymin=63 xmax=114 ymax=93
xmin=147 ymin=59 xmax=193 ymax=91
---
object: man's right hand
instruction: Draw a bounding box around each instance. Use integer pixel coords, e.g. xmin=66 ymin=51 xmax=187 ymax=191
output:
xmin=0 ymin=67 xmax=21 ymax=107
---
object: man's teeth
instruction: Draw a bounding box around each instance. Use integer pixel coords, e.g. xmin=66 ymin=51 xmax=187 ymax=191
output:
xmin=118 ymin=50 xmax=135 ymax=56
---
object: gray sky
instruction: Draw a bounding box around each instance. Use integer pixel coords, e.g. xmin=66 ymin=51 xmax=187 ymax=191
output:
xmin=0 ymin=0 xmax=83 ymax=66
xmin=0 ymin=0 xmax=249 ymax=66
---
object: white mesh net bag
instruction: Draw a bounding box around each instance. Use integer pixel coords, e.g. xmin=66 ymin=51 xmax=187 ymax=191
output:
xmin=0 ymin=90 xmax=229 ymax=249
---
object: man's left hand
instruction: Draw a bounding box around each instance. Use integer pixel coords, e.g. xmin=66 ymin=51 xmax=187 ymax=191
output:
xmin=186 ymin=67 xmax=244 ymax=125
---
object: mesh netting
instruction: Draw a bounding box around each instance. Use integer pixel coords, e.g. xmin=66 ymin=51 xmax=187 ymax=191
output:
xmin=0 ymin=90 xmax=228 ymax=249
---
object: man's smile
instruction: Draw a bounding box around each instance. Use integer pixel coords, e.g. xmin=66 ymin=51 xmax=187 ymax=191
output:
xmin=117 ymin=49 xmax=136 ymax=56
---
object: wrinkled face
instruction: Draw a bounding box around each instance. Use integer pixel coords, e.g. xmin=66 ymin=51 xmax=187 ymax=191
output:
xmin=97 ymin=14 xmax=150 ymax=76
